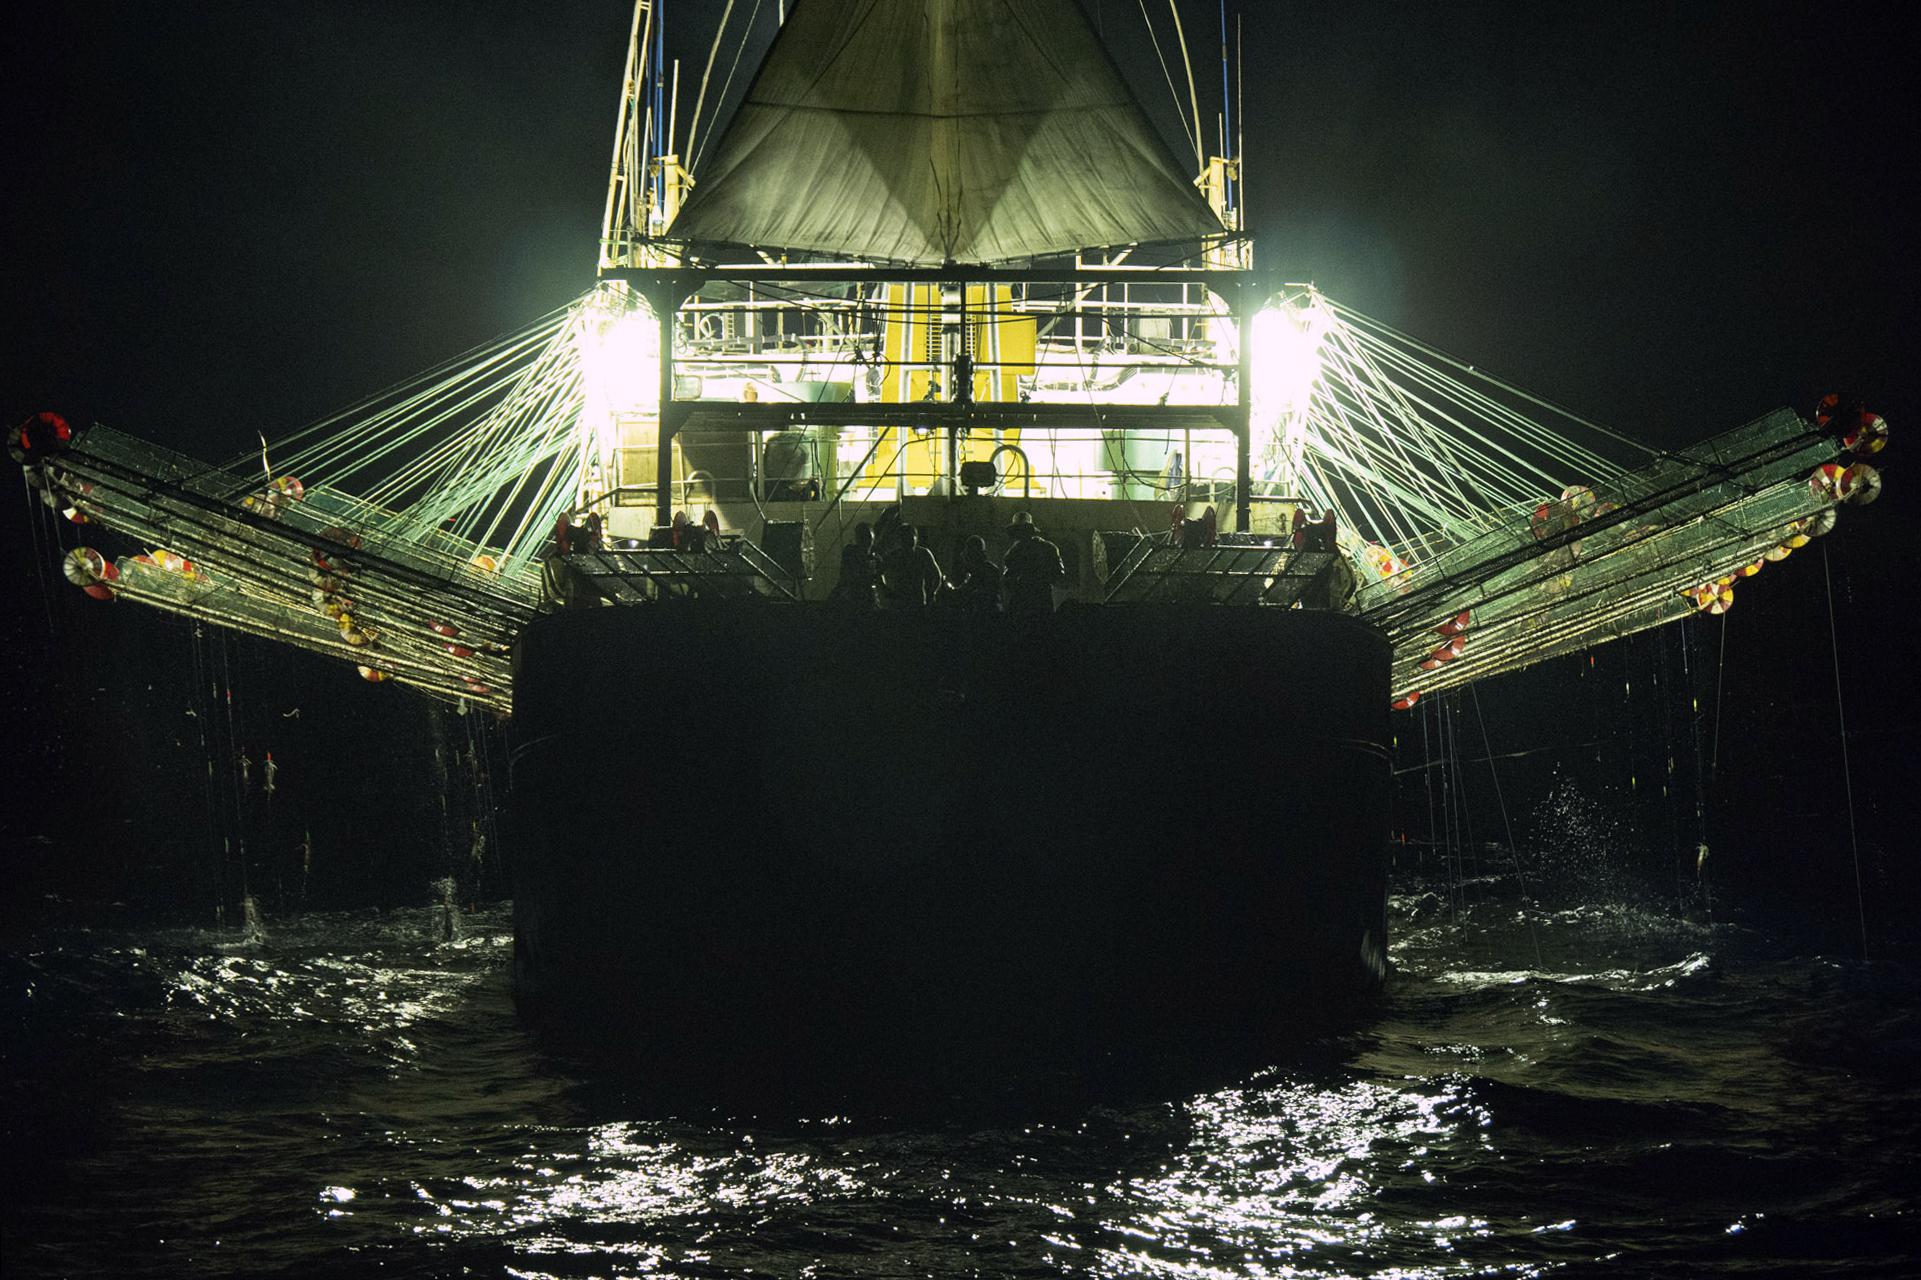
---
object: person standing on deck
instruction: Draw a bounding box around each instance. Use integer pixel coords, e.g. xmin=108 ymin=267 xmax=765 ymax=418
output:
xmin=879 ymin=524 xmax=945 ymax=608
xmin=832 ymin=521 xmax=881 ymax=607
xmin=1002 ymin=511 xmax=1065 ymax=613
xmin=949 ymin=535 xmax=1003 ymax=613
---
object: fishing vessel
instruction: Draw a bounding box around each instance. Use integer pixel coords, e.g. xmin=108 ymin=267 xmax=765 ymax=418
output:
xmin=10 ymin=0 xmax=1887 ymax=1079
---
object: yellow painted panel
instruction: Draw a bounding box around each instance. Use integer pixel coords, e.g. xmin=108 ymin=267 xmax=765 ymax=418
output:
xmin=966 ymin=285 xmax=1036 ymax=403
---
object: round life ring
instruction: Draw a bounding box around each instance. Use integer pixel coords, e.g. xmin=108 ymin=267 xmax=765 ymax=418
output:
xmin=1840 ymin=463 xmax=1882 ymax=505
xmin=1809 ymin=464 xmax=1847 ymax=502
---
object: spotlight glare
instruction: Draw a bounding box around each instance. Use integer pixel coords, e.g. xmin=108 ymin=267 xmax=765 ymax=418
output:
xmin=577 ymin=296 xmax=661 ymax=417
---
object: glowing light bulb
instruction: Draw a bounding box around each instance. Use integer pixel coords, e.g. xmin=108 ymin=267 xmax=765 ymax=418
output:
xmin=1250 ymin=300 xmax=1327 ymax=422
xmin=577 ymin=297 xmax=661 ymax=417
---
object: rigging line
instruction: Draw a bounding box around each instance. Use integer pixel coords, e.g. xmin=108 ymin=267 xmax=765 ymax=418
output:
xmin=218 ymin=631 xmax=249 ymax=909
xmin=1342 ymin=329 xmax=1620 ymax=486
xmin=276 ymin=363 xmax=513 ymax=478
xmin=390 ymin=347 xmax=583 ymax=505
xmin=1441 ymin=692 xmax=1463 ymax=919
xmin=1218 ymin=0 xmax=1232 ymax=203
xmin=1470 ymin=682 xmax=1544 ymax=968
xmin=1659 ymin=627 xmax=1683 ymax=891
xmin=1339 ymin=323 xmax=1612 ymax=482
xmin=1367 ymin=320 xmax=1636 ymax=476
xmin=692 ymin=0 xmax=766 ymax=173
xmin=1322 ymin=318 xmax=1488 ymax=513
xmin=1391 ymin=732 xmax=1660 ymax=773
xmin=1453 ymin=696 xmax=1481 ymax=900
xmin=1313 ymin=333 xmax=1474 ymax=520
xmin=1684 ymin=619 xmax=1714 ymax=918
xmin=1302 ymin=394 xmax=1441 ymax=542
xmin=1419 ymin=693 xmax=1443 ymax=919
xmin=601 ymin=0 xmax=650 ymax=247
xmin=1136 ymin=0 xmax=1197 ymax=165
xmin=395 ymin=355 xmax=583 ymax=512
xmin=1313 ymin=338 xmax=1446 ymax=508
xmin=1329 ymin=317 xmax=1490 ymax=507
xmin=343 ymin=365 xmax=557 ymax=500
xmin=270 ymin=349 xmax=569 ymax=491
xmin=1352 ymin=334 xmax=1624 ymax=482
xmin=495 ymin=460 xmax=575 ymax=567
xmin=22 ymin=472 xmax=59 ymax=634
xmin=1327 ymin=300 xmax=1662 ymax=460
xmin=1354 ymin=366 xmax=1601 ymax=502
xmin=1709 ymin=607 xmax=1727 ymax=783
xmin=1163 ymin=0 xmax=1206 ymax=171
xmin=221 ymin=306 xmax=578 ymax=469
xmin=1822 ymin=541 xmax=1870 ymax=963
xmin=188 ymin=623 xmax=223 ymax=917
xmin=683 ymin=0 xmax=738 ymax=169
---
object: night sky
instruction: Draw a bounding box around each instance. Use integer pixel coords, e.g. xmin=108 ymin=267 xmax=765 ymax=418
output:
xmin=7 ymin=1 xmax=1911 ymax=448
xmin=4 ymin=1 xmax=1916 ymax=929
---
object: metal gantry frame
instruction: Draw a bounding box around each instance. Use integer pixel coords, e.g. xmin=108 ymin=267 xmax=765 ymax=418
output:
xmin=610 ymin=263 xmax=1263 ymax=533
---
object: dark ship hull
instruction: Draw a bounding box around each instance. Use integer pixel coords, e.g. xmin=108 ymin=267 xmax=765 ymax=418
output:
xmin=508 ymin=602 xmax=1391 ymax=1087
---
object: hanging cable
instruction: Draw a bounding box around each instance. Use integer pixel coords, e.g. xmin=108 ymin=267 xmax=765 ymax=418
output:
xmin=1822 ymin=542 xmax=1869 ymax=962
xmin=21 ymin=471 xmax=60 ymax=633
xmin=1471 ymin=683 xmax=1543 ymax=968
xmin=1710 ymin=611 xmax=1728 ymax=783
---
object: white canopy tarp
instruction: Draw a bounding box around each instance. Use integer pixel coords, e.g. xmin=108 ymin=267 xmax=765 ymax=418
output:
xmin=668 ymin=0 xmax=1224 ymax=265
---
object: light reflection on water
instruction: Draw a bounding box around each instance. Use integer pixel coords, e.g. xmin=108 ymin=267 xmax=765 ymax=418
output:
xmin=7 ymin=899 xmax=1920 ymax=1278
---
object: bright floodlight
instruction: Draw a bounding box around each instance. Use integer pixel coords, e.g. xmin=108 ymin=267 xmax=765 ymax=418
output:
xmin=1250 ymin=297 xmax=1327 ymax=423
xmin=577 ymin=293 xmax=661 ymax=417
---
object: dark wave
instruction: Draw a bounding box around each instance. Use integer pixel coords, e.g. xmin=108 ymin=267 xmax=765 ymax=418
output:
xmin=6 ymin=893 xmax=1919 ymax=1278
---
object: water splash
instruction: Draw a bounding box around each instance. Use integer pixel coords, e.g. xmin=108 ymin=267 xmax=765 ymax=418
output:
xmin=433 ymin=877 xmax=461 ymax=943
xmin=239 ymin=893 xmax=266 ymax=945
xmin=1528 ymin=771 xmax=1641 ymax=906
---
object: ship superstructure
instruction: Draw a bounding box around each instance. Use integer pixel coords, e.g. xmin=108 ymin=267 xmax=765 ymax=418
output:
xmin=13 ymin=0 xmax=1885 ymax=719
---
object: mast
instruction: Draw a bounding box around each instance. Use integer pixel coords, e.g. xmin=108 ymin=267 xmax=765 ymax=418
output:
xmin=599 ymin=1 xmax=655 ymax=272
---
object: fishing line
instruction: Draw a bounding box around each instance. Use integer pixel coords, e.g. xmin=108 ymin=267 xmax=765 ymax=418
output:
xmin=22 ymin=470 xmax=60 ymax=633
xmin=1710 ymin=610 xmax=1728 ymax=783
xmin=1471 ymin=682 xmax=1543 ymax=968
xmin=1822 ymin=541 xmax=1869 ymax=962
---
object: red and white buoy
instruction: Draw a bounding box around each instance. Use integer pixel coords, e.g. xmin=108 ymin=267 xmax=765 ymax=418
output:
xmin=1809 ymin=463 xmax=1847 ymax=502
xmin=1839 ymin=463 xmax=1882 ymax=506
xmin=62 ymin=547 xmax=119 ymax=600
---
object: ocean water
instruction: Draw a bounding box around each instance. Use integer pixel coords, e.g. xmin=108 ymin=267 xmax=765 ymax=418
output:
xmin=6 ymin=890 xmax=1919 ymax=1278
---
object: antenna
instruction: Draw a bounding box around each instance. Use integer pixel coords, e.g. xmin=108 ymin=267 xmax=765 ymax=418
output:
xmin=1219 ymin=0 xmax=1234 ymax=215
xmin=1236 ymin=10 xmax=1245 ymax=227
